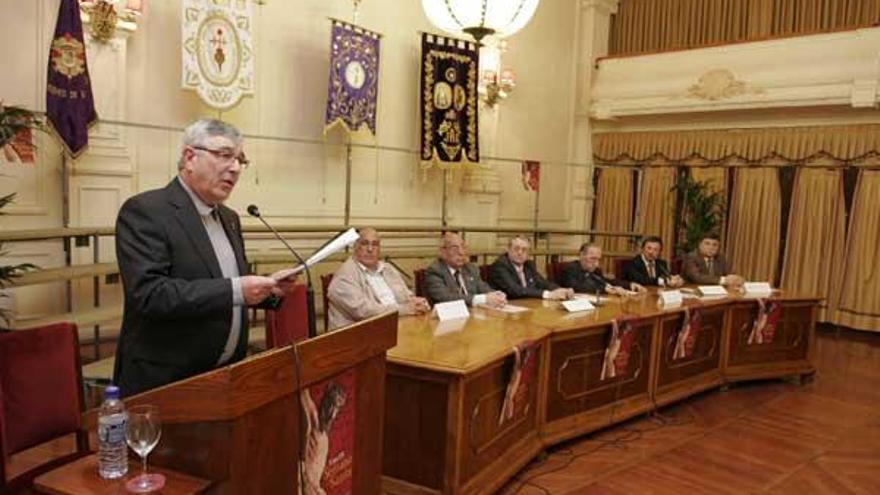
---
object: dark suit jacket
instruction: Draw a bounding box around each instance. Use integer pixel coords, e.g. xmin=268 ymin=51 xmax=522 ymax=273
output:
xmin=114 ymin=179 xmax=259 ymax=397
xmin=424 ymin=259 xmax=493 ymax=306
xmin=681 ymin=251 xmax=730 ymax=285
xmin=558 ymin=261 xmax=625 ymax=294
xmin=622 ymin=255 xmax=672 ymax=286
xmin=489 ymin=254 xmax=557 ymax=299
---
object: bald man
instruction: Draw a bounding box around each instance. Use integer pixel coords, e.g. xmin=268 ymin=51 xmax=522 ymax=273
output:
xmin=424 ymin=232 xmax=507 ymax=307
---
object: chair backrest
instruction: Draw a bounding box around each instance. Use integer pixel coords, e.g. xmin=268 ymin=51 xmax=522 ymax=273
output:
xmin=0 ymin=322 xmax=88 ymax=488
xmin=671 ymin=256 xmax=683 ymax=275
xmin=545 ymin=261 xmax=567 ymax=285
xmin=265 ymin=284 xmax=309 ymax=349
xmin=612 ymin=257 xmax=629 ymax=279
xmin=478 ymin=264 xmax=491 ymax=283
xmin=414 ymin=268 xmax=427 ymax=298
xmin=320 ymin=273 xmax=334 ymax=333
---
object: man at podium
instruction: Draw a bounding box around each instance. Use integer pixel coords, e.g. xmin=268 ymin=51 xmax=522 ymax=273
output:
xmin=113 ymin=119 xmax=296 ymax=397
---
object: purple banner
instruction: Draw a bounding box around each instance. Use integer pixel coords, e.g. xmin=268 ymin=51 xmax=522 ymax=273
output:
xmin=324 ymin=20 xmax=380 ymax=136
xmin=46 ymin=0 xmax=97 ymax=157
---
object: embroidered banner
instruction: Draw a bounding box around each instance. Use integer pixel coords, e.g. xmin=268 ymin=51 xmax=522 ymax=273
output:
xmin=299 ymin=368 xmax=356 ymax=495
xmin=601 ymin=318 xmax=638 ymax=380
xmin=46 ymin=0 xmax=98 ymax=157
xmin=498 ymin=340 xmax=538 ymax=425
xmin=419 ymin=33 xmax=479 ymax=169
xmin=673 ymin=306 xmax=702 ymax=359
xmin=181 ymin=0 xmax=255 ymax=110
xmin=522 ymin=160 xmax=540 ymax=191
xmin=748 ymin=299 xmax=782 ymax=345
xmin=324 ymin=20 xmax=380 ymax=137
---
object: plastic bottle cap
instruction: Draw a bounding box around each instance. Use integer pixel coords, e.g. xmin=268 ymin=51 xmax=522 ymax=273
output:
xmin=104 ymin=385 xmax=120 ymax=399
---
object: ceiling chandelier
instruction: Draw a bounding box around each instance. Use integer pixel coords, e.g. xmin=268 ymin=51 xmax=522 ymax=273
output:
xmin=421 ymin=0 xmax=540 ymax=43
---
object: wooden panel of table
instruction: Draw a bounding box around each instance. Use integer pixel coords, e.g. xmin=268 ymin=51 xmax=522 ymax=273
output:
xmin=34 ymin=454 xmax=211 ymax=495
xmin=382 ymin=290 xmax=819 ymax=495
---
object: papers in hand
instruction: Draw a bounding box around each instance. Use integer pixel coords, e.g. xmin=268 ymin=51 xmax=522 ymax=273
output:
xmin=268 ymin=228 xmax=360 ymax=282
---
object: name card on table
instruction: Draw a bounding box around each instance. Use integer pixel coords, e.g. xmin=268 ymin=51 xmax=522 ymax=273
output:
xmin=743 ymin=281 xmax=773 ymax=297
xmin=658 ymin=289 xmax=683 ymax=306
xmin=561 ymin=298 xmax=595 ymax=313
xmin=698 ymin=285 xmax=728 ymax=297
xmin=434 ymin=300 xmax=469 ymax=321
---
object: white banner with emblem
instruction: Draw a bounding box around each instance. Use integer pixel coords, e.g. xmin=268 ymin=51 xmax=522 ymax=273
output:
xmin=181 ymin=0 xmax=255 ymax=110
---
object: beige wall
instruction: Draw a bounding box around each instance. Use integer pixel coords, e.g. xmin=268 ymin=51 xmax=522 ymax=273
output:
xmin=0 ymin=0 xmax=591 ymax=326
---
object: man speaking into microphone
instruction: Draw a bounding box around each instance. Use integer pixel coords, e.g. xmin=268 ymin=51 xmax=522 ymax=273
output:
xmin=559 ymin=243 xmax=646 ymax=295
xmin=113 ymin=119 xmax=298 ymax=397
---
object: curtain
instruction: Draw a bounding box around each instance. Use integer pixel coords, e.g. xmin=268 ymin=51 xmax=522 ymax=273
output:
xmin=726 ymin=167 xmax=781 ymax=282
xmin=609 ymin=0 xmax=880 ymax=56
xmin=594 ymin=125 xmax=880 ymax=165
xmin=635 ymin=167 xmax=676 ymax=260
xmin=780 ymin=168 xmax=846 ymax=322
xmin=594 ymin=167 xmax=634 ymax=273
xmin=833 ymin=170 xmax=880 ymax=332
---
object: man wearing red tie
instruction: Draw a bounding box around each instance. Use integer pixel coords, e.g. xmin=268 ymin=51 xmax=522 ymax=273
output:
xmin=622 ymin=236 xmax=684 ymax=288
xmin=681 ymin=233 xmax=744 ymax=287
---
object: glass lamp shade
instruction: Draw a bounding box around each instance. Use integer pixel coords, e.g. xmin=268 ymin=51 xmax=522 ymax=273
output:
xmin=421 ymin=0 xmax=540 ymax=41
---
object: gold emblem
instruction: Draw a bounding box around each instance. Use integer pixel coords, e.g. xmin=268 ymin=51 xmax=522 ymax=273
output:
xmin=89 ymin=0 xmax=118 ymax=43
xmin=50 ymin=33 xmax=87 ymax=80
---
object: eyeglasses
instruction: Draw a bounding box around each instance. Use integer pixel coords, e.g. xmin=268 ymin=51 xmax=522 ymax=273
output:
xmin=191 ymin=146 xmax=250 ymax=168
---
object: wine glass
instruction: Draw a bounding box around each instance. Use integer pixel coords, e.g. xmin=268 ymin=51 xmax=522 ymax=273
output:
xmin=125 ymin=405 xmax=166 ymax=493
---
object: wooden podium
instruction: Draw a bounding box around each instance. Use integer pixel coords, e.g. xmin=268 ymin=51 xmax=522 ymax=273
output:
xmin=83 ymin=312 xmax=397 ymax=494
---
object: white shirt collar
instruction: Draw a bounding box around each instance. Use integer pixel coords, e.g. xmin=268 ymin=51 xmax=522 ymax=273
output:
xmin=356 ymin=260 xmax=385 ymax=275
xmin=641 ymin=254 xmax=654 ymax=266
xmin=177 ymin=176 xmax=215 ymax=217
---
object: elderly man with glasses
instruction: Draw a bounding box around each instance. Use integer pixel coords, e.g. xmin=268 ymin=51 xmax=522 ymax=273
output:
xmin=113 ymin=118 xmax=297 ymax=397
xmin=327 ymin=228 xmax=430 ymax=331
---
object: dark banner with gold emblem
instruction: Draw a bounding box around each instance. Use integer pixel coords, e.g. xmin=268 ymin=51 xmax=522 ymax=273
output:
xmin=46 ymin=0 xmax=97 ymax=157
xmin=324 ymin=20 xmax=381 ymax=137
xmin=419 ymin=33 xmax=479 ymax=168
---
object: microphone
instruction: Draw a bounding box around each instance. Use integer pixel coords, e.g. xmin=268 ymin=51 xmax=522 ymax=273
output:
xmin=247 ymin=204 xmax=317 ymax=339
xmin=586 ymin=270 xmax=608 ymax=305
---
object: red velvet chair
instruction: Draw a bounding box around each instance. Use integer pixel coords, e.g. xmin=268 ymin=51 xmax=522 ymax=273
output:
xmin=479 ymin=264 xmax=491 ymax=283
xmin=0 ymin=322 xmax=89 ymax=493
xmin=414 ymin=269 xmax=427 ymax=298
xmin=612 ymin=257 xmax=629 ymax=279
xmin=545 ymin=260 xmax=567 ymax=286
xmin=265 ymin=284 xmax=309 ymax=348
xmin=320 ymin=273 xmax=334 ymax=333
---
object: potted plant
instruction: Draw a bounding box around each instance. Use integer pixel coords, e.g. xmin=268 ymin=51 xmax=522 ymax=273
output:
xmin=671 ymin=173 xmax=726 ymax=256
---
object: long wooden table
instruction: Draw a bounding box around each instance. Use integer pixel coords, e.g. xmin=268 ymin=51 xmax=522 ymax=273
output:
xmin=382 ymin=289 xmax=818 ymax=495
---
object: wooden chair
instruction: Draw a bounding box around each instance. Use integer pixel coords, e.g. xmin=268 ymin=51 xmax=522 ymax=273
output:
xmin=414 ymin=268 xmax=427 ymax=298
xmin=0 ymin=322 xmax=89 ymax=493
xmin=478 ymin=264 xmax=491 ymax=283
xmin=265 ymin=284 xmax=309 ymax=348
xmin=320 ymin=273 xmax=334 ymax=333
xmin=612 ymin=257 xmax=629 ymax=279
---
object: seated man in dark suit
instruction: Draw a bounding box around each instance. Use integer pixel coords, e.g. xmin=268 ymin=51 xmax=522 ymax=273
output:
xmin=424 ymin=232 xmax=507 ymax=307
xmin=490 ymin=235 xmax=573 ymax=300
xmin=560 ymin=243 xmax=646 ymax=295
xmin=622 ymin=236 xmax=684 ymax=288
xmin=681 ymin=233 xmax=744 ymax=287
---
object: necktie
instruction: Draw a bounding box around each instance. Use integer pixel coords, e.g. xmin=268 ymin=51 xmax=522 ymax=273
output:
xmin=516 ymin=266 xmax=527 ymax=287
xmin=648 ymin=261 xmax=656 ymax=279
xmin=454 ymin=270 xmax=468 ymax=296
xmin=706 ymin=258 xmax=714 ymax=276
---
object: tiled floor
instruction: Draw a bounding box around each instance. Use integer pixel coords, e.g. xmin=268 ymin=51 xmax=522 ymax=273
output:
xmin=499 ymin=328 xmax=880 ymax=494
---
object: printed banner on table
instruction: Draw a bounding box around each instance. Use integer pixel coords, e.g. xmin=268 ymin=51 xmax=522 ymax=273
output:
xmin=600 ymin=318 xmax=638 ymax=380
xmin=419 ymin=33 xmax=479 ymax=169
xmin=299 ymin=368 xmax=356 ymax=495
xmin=181 ymin=0 xmax=255 ymax=110
xmin=499 ymin=340 xmax=538 ymax=425
xmin=673 ymin=306 xmax=702 ymax=360
xmin=748 ymin=299 xmax=782 ymax=345
xmin=522 ymin=160 xmax=540 ymax=191
xmin=46 ymin=0 xmax=98 ymax=157
xmin=324 ymin=20 xmax=381 ymax=137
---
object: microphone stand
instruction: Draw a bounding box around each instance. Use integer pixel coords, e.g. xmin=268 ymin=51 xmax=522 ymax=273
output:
xmin=248 ymin=205 xmax=317 ymax=339
xmin=587 ymin=270 xmax=607 ymax=306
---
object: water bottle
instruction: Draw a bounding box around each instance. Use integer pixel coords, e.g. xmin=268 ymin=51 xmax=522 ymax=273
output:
xmin=97 ymin=385 xmax=128 ymax=479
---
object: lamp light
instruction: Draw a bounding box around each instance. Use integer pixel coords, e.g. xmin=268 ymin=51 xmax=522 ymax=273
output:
xmin=421 ymin=0 xmax=540 ymax=43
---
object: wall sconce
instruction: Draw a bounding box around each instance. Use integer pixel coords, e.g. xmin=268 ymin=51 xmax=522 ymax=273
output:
xmin=79 ymin=0 xmax=145 ymax=42
xmin=478 ymin=40 xmax=516 ymax=107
